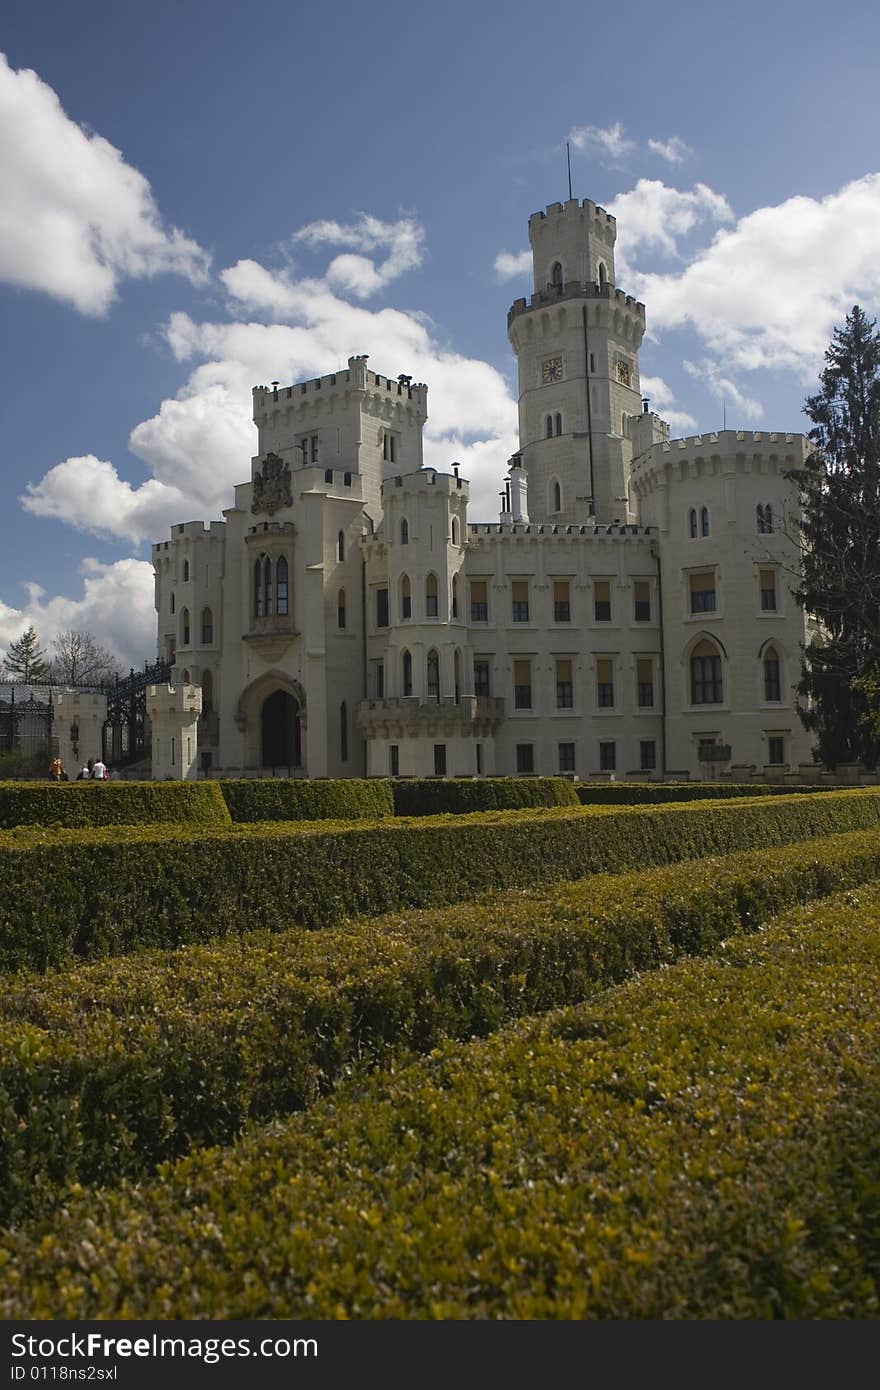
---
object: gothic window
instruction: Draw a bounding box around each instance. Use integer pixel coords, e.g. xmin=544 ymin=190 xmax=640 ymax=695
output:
xmin=402 ymin=649 xmax=413 ymax=697
xmin=201 ymin=669 xmax=213 ymax=713
xmin=400 ymin=574 xmax=412 ymax=620
xmin=691 ymin=640 xmax=723 ymax=704
xmin=181 ymin=608 xmax=190 ymax=646
xmin=340 ymin=702 xmax=348 ymax=762
xmin=451 ymin=573 xmax=460 ymax=619
xmin=597 ymin=262 xmax=607 ymax=286
xmin=551 ymin=261 xmax=563 ymax=287
xmin=555 ymin=412 xmax=562 ymax=436
xmin=183 ymin=559 xmax=190 ymax=582
xmin=276 ymin=556 xmax=289 ymax=616
xmin=451 ymin=516 xmax=460 ymax=547
xmin=182 ymin=670 xmax=190 ymax=684
xmin=689 ymin=508 xmax=698 ymax=539
xmin=254 ymin=559 xmax=263 ymax=617
xmin=763 ymin=647 xmax=782 ymax=702
xmin=427 ymin=649 xmax=440 ymax=701
xmin=546 ymin=415 xmax=554 ymax=439
xmin=454 ymin=649 xmax=462 ymax=703
xmin=200 ymin=607 xmax=213 ymax=645
xmin=700 ymin=506 xmax=710 ymax=536
xmin=425 ymin=572 xmax=439 ymax=618
xmin=337 ymin=530 xmax=345 ymax=562
xmin=400 ymin=517 xmax=409 ymax=545
xmin=552 ymin=479 xmax=562 ymax=513
xmin=170 ymin=591 xmax=175 ymax=614
xmin=338 ymin=588 xmax=346 ymax=630
xmin=757 ymin=503 xmax=774 ymax=534
xmin=263 ymin=556 xmax=274 ymax=616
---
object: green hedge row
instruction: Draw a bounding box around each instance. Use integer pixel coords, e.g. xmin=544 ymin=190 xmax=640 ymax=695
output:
xmin=218 ymin=776 xmax=393 ymax=822
xmin=3 ymin=789 xmax=880 ymax=973
xmin=391 ymin=777 xmax=578 ymax=816
xmin=1 ymin=826 xmax=880 ymax=1225
xmin=0 ymin=780 xmax=231 ymax=830
xmin=4 ymin=885 xmax=879 ymax=1317
xmin=574 ymin=781 xmax=829 ymax=804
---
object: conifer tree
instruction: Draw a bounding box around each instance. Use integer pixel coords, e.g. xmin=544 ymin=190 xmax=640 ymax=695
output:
xmin=1 ymin=625 xmax=54 ymax=684
xmin=793 ymin=306 xmax=880 ymax=766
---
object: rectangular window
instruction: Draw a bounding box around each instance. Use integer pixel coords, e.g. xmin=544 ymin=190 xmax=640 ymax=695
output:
xmin=171 ymin=737 xmax=176 ymax=767
xmin=470 ymin=579 xmax=489 ymax=623
xmin=513 ymin=658 xmax=532 ymax=710
xmin=375 ymin=661 xmax=384 ymax=699
xmin=558 ymin=741 xmax=576 ymax=772
xmin=555 ymin=657 xmax=574 ymax=709
xmin=594 ymin=579 xmax=611 ymax=622
xmin=636 ymin=657 xmax=654 ymax=708
xmin=596 ymin=657 xmax=614 ymax=708
xmin=516 ymin=743 xmax=534 ymax=774
xmin=689 ymin=572 xmax=716 ymax=614
xmin=764 ymin=656 xmax=781 ymax=702
xmin=389 ymin=744 xmax=399 ymax=777
xmin=382 ymin=432 xmax=397 ymax=463
xmin=311 ymin=435 xmax=319 ymax=463
xmin=433 ymin=743 xmax=447 ymax=776
xmin=767 ymin=736 xmax=785 ymax=765
xmin=476 ymin=743 xmax=483 ymax=776
xmin=402 ymin=594 xmax=412 ymax=619
xmin=376 ymin=587 xmax=389 ymax=628
xmin=511 ymin=579 xmax=530 ymax=623
xmin=691 ymin=653 xmax=723 ymax=704
xmin=760 ymin=569 xmax=777 ymax=611
xmin=640 ymin=740 xmax=656 ymax=771
xmin=553 ymin=580 xmax=571 ymax=623
xmin=473 ymin=657 xmax=491 ymax=698
xmin=599 ymin=740 xmax=616 ymax=772
xmin=633 ymin=580 xmax=651 ymax=622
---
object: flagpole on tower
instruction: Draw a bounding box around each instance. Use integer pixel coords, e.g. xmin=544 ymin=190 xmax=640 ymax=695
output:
xmin=566 ymin=140 xmax=572 ymax=200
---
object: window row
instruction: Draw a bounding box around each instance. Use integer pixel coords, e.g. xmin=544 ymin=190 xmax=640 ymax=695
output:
xmin=689 ymin=503 xmax=776 ymax=539
xmin=690 ymin=640 xmax=784 ymax=705
xmin=395 ymin=516 xmax=461 ymax=547
xmin=386 ymin=739 xmax=656 ymax=779
xmin=687 ymin=567 xmax=779 ymax=615
xmin=500 ymin=656 xmax=658 ymax=713
xmin=178 ymin=607 xmax=214 ymax=647
xmin=468 ymin=577 xmax=653 ymax=627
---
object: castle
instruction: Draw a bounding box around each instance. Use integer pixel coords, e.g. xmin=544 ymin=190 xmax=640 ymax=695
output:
xmin=148 ymin=196 xmax=813 ymax=782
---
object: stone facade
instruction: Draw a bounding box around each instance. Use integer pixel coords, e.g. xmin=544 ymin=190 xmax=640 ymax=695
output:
xmin=151 ymin=196 xmax=814 ymax=781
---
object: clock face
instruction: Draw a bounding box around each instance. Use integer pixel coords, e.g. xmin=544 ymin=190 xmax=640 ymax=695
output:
xmin=542 ymin=357 xmax=563 ymax=384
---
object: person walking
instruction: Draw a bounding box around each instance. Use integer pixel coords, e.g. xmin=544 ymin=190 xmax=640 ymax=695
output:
xmin=92 ymin=756 xmax=108 ymax=780
xmin=76 ymin=762 xmax=91 ymax=781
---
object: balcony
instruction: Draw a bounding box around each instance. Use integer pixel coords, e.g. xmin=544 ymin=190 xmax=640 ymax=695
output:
xmin=357 ymin=695 xmax=504 ymax=737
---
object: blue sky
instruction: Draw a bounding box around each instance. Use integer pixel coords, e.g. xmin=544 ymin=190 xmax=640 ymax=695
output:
xmin=1 ymin=0 xmax=879 ymax=668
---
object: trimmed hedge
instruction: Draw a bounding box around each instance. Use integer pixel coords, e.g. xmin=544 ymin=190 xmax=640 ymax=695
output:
xmin=0 ymin=779 xmax=231 ymax=830
xmin=4 ymin=887 xmax=879 ymax=1318
xmin=3 ymin=789 xmax=880 ymax=973
xmin=574 ymin=781 xmax=830 ymax=804
xmin=391 ymin=776 xmax=579 ymax=816
xmin=1 ymin=828 xmax=880 ymax=1223
xmin=218 ymin=776 xmax=393 ymax=823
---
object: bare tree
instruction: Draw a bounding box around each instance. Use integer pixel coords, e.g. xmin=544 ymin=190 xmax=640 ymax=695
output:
xmin=51 ymin=630 xmax=122 ymax=686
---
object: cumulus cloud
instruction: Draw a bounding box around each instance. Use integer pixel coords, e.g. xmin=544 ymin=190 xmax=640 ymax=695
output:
xmin=627 ymin=174 xmax=880 ymax=378
xmin=20 ymin=455 xmax=192 ymax=545
xmin=493 ymin=249 xmax=532 ymax=281
xmin=569 ymin=122 xmax=635 ymax=164
xmin=683 ymin=360 xmax=764 ymax=421
xmin=647 ymin=136 xmax=693 ymax=166
xmin=638 ymin=375 xmax=698 ymax=433
xmin=0 ymin=51 xmax=209 ymax=314
xmin=609 ymin=180 xmax=734 ymax=265
xmin=0 ymin=558 xmax=156 ymax=672
xmin=290 ymin=214 xmax=424 ymax=299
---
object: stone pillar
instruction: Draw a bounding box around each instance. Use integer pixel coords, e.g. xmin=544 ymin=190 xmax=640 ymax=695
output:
xmin=51 ymin=690 xmax=108 ymax=776
xmin=147 ymin=684 xmax=202 ymax=780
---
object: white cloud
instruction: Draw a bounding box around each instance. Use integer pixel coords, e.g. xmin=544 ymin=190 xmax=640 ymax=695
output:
xmin=638 ymin=375 xmax=698 ymax=433
xmin=291 ymin=214 xmax=424 ymax=299
xmin=20 ymin=455 xmax=192 ymax=545
xmin=683 ymin=360 xmax=764 ymax=421
xmin=624 ymin=174 xmax=880 ymax=378
xmin=493 ymin=249 xmax=532 ymax=282
xmin=609 ymin=179 xmax=733 ymax=265
xmin=569 ymin=122 xmax=635 ymax=163
xmin=647 ymin=136 xmax=693 ymax=166
xmin=0 ymin=558 xmax=156 ymax=672
xmin=0 ymin=51 xmax=209 ymax=315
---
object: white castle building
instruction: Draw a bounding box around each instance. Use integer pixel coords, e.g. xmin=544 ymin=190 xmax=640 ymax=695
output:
xmin=150 ymin=196 xmax=812 ymax=782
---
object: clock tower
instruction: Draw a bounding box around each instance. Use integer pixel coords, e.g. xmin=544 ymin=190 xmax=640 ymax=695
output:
xmin=507 ymin=198 xmax=649 ymax=524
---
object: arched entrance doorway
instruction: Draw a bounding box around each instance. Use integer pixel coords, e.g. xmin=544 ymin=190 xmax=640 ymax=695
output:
xmin=260 ymin=689 xmax=302 ymax=768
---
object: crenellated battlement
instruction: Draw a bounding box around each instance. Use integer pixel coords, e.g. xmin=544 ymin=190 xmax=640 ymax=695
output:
xmin=529 ymin=198 xmax=616 ymax=241
xmin=152 ymin=520 xmax=226 ymax=556
xmin=253 ymin=353 xmax=428 ymax=424
xmin=466 ymin=521 xmax=654 ymax=543
xmin=381 ymin=468 xmax=469 ymax=499
xmin=629 ymin=428 xmax=810 ymax=493
xmin=508 ymin=280 xmax=645 ymax=325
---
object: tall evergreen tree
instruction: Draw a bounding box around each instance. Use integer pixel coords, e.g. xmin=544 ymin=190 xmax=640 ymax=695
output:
xmin=1 ymin=625 xmax=53 ymax=684
xmin=793 ymin=306 xmax=880 ymax=766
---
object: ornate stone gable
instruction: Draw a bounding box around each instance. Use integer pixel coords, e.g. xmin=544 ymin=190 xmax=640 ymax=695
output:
xmin=251 ymin=452 xmax=292 ymax=516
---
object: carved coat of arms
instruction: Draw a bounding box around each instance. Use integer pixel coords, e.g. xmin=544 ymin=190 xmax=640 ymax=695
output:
xmin=251 ymin=452 xmax=293 ymax=515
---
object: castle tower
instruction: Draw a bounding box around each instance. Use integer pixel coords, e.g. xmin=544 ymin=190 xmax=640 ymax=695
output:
xmin=507 ymin=199 xmax=648 ymax=525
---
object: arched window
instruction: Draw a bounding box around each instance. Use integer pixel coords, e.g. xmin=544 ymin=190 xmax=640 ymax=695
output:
xmin=170 ymin=591 xmax=175 ymax=614
xmin=201 ymin=669 xmax=213 ymax=714
xmin=337 ymin=588 xmax=346 ymax=629
xmin=757 ymin=503 xmax=774 ymax=534
xmin=689 ymin=508 xmax=698 ymax=539
xmin=589 ymin=352 xmax=596 ymax=374
xmin=597 ymin=262 xmax=607 ymax=286
xmin=553 ymin=479 xmax=562 ymax=513
xmin=337 ymin=530 xmax=345 ymax=562
xmin=263 ymin=555 xmax=274 ymax=616
xmin=763 ymin=646 xmax=782 ymax=702
xmin=340 ymin=701 xmax=348 ymax=762
xmin=700 ymin=506 xmax=710 ymax=537
xmin=425 ymin=572 xmax=439 ymax=617
xmin=276 ymin=555 xmax=288 ymax=616
xmin=454 ymin=649 xmax=462 ymax=703
xmin=452 ymin=573 xmax=459 ymax=619
xmin=555 ymin=412 xmax=562 ymax=436
xmin=400 ymin=573 xmax=412 ymax=620
xmin=400 ymin=517 xmax=409 ymax=545
xmin=181 ymin=608 xmax=190 ymax=646
xmin=182 ymin=669 xmax=190 ymax=684
xmin=451 ymin=516 xmax=460 ymax=547
xmin=427 ymin=649 xmax=440 ymax=701
xmin=691 ymin=639 xmax=723 ymax=705
xmin=201 ymin=607 xmax=213 ymax=645
xmin=254 ymin=559 xmax=264 ymax=616
xmin=551 ymin=261 xmax=563 ymax=287
xmin=183 ymin=559 xmax=190 ymax=582
xmin=546 ymin=415 xmax=554 ymax=438
xmin=402 ymin=649 xmax=413 ymax=697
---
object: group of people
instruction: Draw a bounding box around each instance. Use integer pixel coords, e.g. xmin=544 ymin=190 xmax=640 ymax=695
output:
xmin=49 ymin=755 xmax=119 ymax=782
